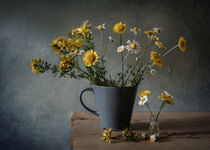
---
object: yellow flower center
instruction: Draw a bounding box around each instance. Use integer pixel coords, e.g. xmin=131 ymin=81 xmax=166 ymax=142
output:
xmin=180 ymin=41 xmax=185 ymax=48
xmin=140 ymin=98 xmax=145 ymax=102
xmin=130 ymin=43 xmax=137 ymax=49
xmin=98 ymin=25 xmax=103 ymax=30
xmin=87 ymin=54 xmax=96 ymax=63
xmin=119 ymin=47 xmax=124 ymax=51
xmin=133 ymin=27 xmax=137 ymax=31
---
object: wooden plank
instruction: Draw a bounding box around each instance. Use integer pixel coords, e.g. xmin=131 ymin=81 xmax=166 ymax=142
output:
xmin=71 ymin=112 xmax=210 ymax=150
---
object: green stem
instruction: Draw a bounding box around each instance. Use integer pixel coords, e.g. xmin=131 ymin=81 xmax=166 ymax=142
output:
xmin=162 ymin=44 xmax=178 ymax=57
xmin=100 ymin=31 xmax=103 ymax=66
xmin=120 ymin=34 xmax=124 ymax=87
xmin=145 ymin=103 xmax=154 ymax=117
xmin=150 ymin=101 xmax=165 ymax=135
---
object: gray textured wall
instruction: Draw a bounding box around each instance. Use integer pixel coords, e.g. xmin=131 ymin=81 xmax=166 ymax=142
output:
xmin=0 ymin=0 xmax=210 ymax=149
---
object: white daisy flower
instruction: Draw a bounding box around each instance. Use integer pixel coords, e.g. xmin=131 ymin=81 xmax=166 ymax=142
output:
xmin=126 ymin=40 xmax=140 ymax=54
xmin=150 ymin=69 xmax=157 ymax=75
xmin=108 ymin=36 xmax=114 ymax=42
xmin=153 ymin=27 xmax=163 ymax=33
xmin=141 ymin=132 xmax=146 ymax=139
xmin=130 ymin=27 xmax=141 ymax=35
xmin=71 ymin=49 xmax=85 ymax=55
xmin=95 ymin=23 xmax=105 ymax=31
xmin=150 ymin=134 xmax=157 ymax=142
xmin=117 ymin=45 xmax=125 ymax=53
xmin=163 ymin=91 xmax=174 ymax=99
xmin=82 ymin=20 xmax=91 ymax=27
xmin=138 ymin=96 xmax=148 ymax=106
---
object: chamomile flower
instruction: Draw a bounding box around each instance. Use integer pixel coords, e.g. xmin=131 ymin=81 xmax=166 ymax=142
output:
xmin=72 ymin=49 xmax=85 ymax=55
xmin=95 ymin=23 xmax=106 ymax=31
xmin=138 ymin=96 xmax=149 ymax=106
xmin=153 ymin=27 xmax=162 ymax=33
xmin=150 ymin=134 xmax=157 ymax=142
xmin=82 ymin=20 xmax=91 ymax=28
xmin=126 ymin=40 xmax=140 ymax=54
xmin=130 ymin=27 xmax=141 ymax=35
xmin=117 ymin=45 xmax=125 ymax=53
xmin=150 ymin=69 xmax=157 ymax=75
xmin=108 ymin=36 xmax=114 ymax=42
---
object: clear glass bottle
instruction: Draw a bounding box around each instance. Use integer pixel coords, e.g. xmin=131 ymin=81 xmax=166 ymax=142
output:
xmin=149 ymin=115 xmax=160 ymax=136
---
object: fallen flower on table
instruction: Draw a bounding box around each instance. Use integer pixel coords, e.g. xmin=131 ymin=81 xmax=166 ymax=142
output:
xmin=101 ymin=128 xmax=115 ymax=144
xmin=121 ymin=128 xmax=139 ymax=141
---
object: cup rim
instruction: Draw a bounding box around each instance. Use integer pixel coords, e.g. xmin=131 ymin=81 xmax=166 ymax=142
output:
xmin=93 ymin=84 xmax=137 ymax=89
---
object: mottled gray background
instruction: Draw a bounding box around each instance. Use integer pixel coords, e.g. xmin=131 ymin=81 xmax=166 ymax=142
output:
xmin=0 ymin=0 xmax=210 ymax=149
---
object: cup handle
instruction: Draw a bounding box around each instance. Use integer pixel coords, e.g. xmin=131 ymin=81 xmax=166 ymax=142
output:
xmin=79 ymin=87 xmax=99 ymax=116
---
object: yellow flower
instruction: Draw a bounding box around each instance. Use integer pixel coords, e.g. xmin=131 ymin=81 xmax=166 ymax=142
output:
xmin=58 ymin=54 xmax=75 ymax=75
xmin=51 ymin=37 xmax=68 ymax=54
xmin=74 ymin=38 xmax=83 ymax=48
xmin=83 ymin=50 xmax=99 ymax=67
xmin=101 ymin=128 xmax=115 ymax=144
xmin=159 ymin=91 xmax=174 ymax=105
xmin=30 ymin=57 xmax=42 ymax=74
xmin=144 ymin=30 xmax=157 ymax=36
xmin=178 ymin=37 xmax=186 ymax=52
xmin=151 ymin=34 xmax=159 ymax=41
xmin=113 ymin=22 xmax=126 ymax=34
xmin=71 ymin=21 xmax=92 ymax=38
xmin=155 ymin=41 xmax=167 ymax=50
xmin=122 ymin=128 xmax=138 ymax=141
xmin=150 ymin=51 xmax=163 ymax=67
xmin=138 ymin=90 xmax=151 ymax=97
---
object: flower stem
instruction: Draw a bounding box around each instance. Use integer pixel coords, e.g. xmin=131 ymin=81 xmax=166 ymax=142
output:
xmin=162 ymin=44 xmax=178 ymax=57
xmin=145 ymin=103 xmax=154 ymax=117
xmin=100 ymin=31 xmax=103 ymax=66
xmin=120 ymin=34 xmax=124 ymax=87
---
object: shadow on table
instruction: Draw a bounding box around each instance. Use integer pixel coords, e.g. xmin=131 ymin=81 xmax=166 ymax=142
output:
xmin=130 ymin=115 xmax=210 ymax=142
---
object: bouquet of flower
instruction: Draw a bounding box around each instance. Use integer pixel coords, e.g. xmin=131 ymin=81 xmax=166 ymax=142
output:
xmin=138 ymin=90 xmax=175 ymax=142
xmin=30 ymin=21 xmax=186 ymax=87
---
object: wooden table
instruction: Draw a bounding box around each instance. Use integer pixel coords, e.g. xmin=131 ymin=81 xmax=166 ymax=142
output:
xmin=71 ymin=112 xmax=210 ymax=150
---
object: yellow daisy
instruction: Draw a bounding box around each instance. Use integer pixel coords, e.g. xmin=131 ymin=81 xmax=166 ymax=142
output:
xmin=30 ymin=57 xmax=42 ymax=74
xmin=178 ymin=37 xmax=186 ymax=52
xmin=159 ymin=91 xmax=174 ymax=105
xmin=113 ymin=22 xmax=126 ymax=34
xmin=150 ymin=51 xmax=163 ymax=67
xmin=138 ymin=90 xmax=151 ymax=97
xmin=83 ymin=50 xmax=99 ymax=67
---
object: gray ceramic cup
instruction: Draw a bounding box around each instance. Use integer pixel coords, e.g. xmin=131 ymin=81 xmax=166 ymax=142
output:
xmin=80 ymin=85 xmax=137 ymax=130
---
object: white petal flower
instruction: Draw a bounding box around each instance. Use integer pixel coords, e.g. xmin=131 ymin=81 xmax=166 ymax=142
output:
xmin=82 ymin=20 xmax=91 ymax=27
xmin=141 ymin=132 xmax=146 ymax=139
xmin=138 ymin=96 xmax=148 ymax=106
xmin=95 ymin=23 xmax=106 ymax=31
xmin=163 ymin=91 xmax=174 ymax=99
xmin=108 ymin=36 xmax=114 ymax=42
xmin=130 ymin=27 xmax=141 ymax=35
xmin=153 ymin=27 xmax=162 ymax=33
xmin=150 ymin=69 xmax=156 ymax=75
xmin=70 ymin=49 xmax=85 ymax=55
xmin=117 ymin=45 xmax=125 ymax=53
xmin=126 ymin=40 xmax=141 ymax=54
xmin=150 ymin=134 xmax=157 ymax=142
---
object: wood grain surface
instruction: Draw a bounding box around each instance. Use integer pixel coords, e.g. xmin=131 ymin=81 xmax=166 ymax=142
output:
xmin=71 ymin=112 xmax=210 ymax=150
